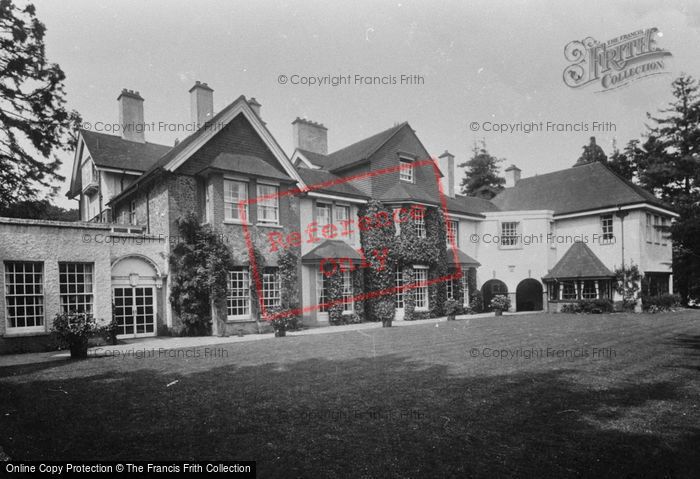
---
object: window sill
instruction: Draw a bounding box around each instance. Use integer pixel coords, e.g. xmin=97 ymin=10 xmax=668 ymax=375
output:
xmin=226 ymin=317 xmax=254 ymax=323
xmin=257 ymin=223 xmax=283 ymax=229
xmin=3 ymin=329 xmax=49 ymax=338
xmin=223 ymin=220 xmax=249 ymax=226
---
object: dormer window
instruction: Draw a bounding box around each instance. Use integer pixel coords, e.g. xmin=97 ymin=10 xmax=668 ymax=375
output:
xmin=399 ymin=157 xmax=413 ymax=183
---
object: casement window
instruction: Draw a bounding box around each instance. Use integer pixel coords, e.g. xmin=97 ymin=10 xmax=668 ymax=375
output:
xmin=414 ymin=207 xmax=426 ymax=238
xmin=316 ymin=202 xmax=332 ymax=227
xmin=561 ymin=281 xmax=577 ymax=300
xmin=341 ymin=270 xmax=353 ymax=312
xmin=661 ymin=217 xmax=668 ymax=245
xmin=59 ymin=263 xmax=94 ymax=314
xmin=446 ymin=276 xmax=454 ymax=300
xmin=4 ymin=261 xmax=44 ymax=331
xmin=446 ymin=220 xmax=459 ymax=246
xmin=227 ymin=268 xmax=250 ymax=318
xmin=394 ymin=266 xmax=405 ymax=309
xmin=262 ymin=267 xmax=281 ymax=310
xmin=500 ymin=221 xmax=519 ymax=246
xmin=399 ymin=157 xmax=413 ymax=182
xmin=600 ymin=214 xmax=613 ymax=241
xmin=335 ymin=205 xmax=351 ymax=240
xmin=413 ymin=266 xmax=429 ymax=310
xmin=257 ymin=184 xmax=279 ymax=225
xmin=224 ymin=179 xmax=248 ymax=221
xmin=581 ymin=280 xmax=597 ymax=299
xmin=646 ymin=213 xmax=653 ymax=243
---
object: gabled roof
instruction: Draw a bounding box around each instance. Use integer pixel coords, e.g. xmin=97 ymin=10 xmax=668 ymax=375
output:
xmin=379 ymin=181 xmax=439 ymax=205
xmin=445 ymin=195 xmax=499 ymax=216
xmin=492 ymin=162 xmax=675 ymax=216
xmin=447 ymin=247 xmax=480 ymax=266
xmin=200 ymin=153 xmax=291 ymax=181
xmin=301 ymin=240 xmax=362 ymax=263
xmin=295 ymin=149 xmax=328 ymax=169
xmin=296 ymin=168 xmax=368 ymax=199
xmin=109 ymin=96 xmax=304 ymax=206
xmin=80 ymin=130 xmax=171 ymax=172
xmin=542 ymin=241 xmax=614 ymax=279
xmin=319 ymin=122 xmax=408 ymax=171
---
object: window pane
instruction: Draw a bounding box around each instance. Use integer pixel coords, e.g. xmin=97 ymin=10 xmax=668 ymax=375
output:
xmin=225 ymin=180 xmax=248 ymax=221
xmin=4 ymin=262 xmax=44 ymax=329
xmin=227 ymin=268 xmax=250 ymax=317
xmin=59 ymin=263 xmax=94 ymax=314
xmin=257 ymin=185 xmax=279 ymax=224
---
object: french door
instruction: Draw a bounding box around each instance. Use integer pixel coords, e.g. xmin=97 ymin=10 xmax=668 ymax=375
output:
xmin=113 ymin=286 xmax=156 ymax=338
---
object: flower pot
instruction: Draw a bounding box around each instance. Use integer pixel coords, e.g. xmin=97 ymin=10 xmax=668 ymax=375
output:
xmin=69 ymin=339 xmax=89 ymax=359
xmin=274 ymin=329 xmax=286 ymax=337
xmin=494 ymin=310 xmax=503 ymax=317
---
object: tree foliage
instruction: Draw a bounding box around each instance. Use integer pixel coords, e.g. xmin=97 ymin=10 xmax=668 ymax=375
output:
xmin=458 ymin=143 xmax=506 ymax=196
xmin=0 ymin=198 xmax=78 ymax=220
xmin=0 ymin=0 xmax=82 ymax=208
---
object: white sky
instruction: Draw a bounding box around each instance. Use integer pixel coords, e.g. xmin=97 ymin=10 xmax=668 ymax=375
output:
xmin=31 ymin=0 xmax=700 ymax=208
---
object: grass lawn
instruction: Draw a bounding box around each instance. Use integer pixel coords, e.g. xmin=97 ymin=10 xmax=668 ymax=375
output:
xmin=1 ymin=311 xmax=699 ymax=477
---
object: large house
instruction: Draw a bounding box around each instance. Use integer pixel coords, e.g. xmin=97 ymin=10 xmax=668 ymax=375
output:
xmin=0 ymin=83 xmax=677 ymax=352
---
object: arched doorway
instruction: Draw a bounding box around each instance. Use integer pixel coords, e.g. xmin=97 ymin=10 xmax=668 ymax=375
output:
xmin=111 ymin=255 xmax=161 ymax=338
xmin=482 ymin=279 xmax=508 ymax=311
xmin=516 ymin=279 xmax=543 ymax=311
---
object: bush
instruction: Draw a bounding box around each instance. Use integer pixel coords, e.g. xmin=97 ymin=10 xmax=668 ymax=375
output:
xmin=329 ymin=311 xmax=363 ymax=325
xmin=101 ymin=314 xmax=119 ymax=345
xmin=642 ymin=293 xmax=681 ymax=312
xmin=52 ymin=312 xmax=101 ymax=358
xmin=445 ymin=299 xmax=460 ymax=319
xmin=490 ymin=295 xmax=511 ymax=312
xmin=560 ymin=299 xmax=614 ymax=314
xmin=469 ymin=290 xmax=484 ymax=313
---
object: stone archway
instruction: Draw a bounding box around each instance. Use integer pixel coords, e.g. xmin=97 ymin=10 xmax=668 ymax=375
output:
xmin=516 ymin=279 xmax=543 ymax=312
xmin=482 ymin=279 xmax=508 ymax=311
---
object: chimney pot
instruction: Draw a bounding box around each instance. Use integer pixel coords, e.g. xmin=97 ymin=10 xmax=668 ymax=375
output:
xmin=505 ymin=164 xmax=522 ymax=188
xmin=117 ymin=87 xmax=145 ymax=143
xmin=189 ymin=81 xmax=214 ymax=128
xmin=292 ymin=117 xmax=328 ymax=155
xmin=438 ymin=150 xmax=456 ymax=197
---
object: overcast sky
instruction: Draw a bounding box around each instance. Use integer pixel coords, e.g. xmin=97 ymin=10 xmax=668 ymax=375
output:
xmin=32 ymin=0 xmax=700 ymax=208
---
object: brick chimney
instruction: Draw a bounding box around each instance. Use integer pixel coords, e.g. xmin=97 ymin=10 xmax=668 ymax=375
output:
xmin=292 ymin=118 xmax=328 ymax=155
xmin=505 ymin=164 xmax=521 ymax=188
xmin=189 ymin=81 xmax=214 ymax=128
xmin=117 ymin=89 xmax=145 ymax=143
xmin=438 ymin=150 xmax=455 ymax=197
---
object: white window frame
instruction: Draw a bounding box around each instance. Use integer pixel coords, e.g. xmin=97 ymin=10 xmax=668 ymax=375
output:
xmin=4 ymin=261 xmax=45 ymax=333
xmin=653 ymin=215 xmax=660 ymax=244
xmin=394 ymin=266 xmax=405 ymax=309
xmin=399 ymin=157 xmax=414 ymax=183
xmin=262 ymin=267 xmax=281 ymax=310
xmin=500 ymin=221 xmax=519 ymax=247
xmin=224 ymin=179 xmax=249 ymax=223
xmin=600 ymin=214 xmax=614 ymax=241
xmin=446 ymin=220 xmax=459 ymax=246
xmin=316 ymin=202 xmax=332 ymax=228
xmin=317 ymin=270 xmax=328 ymax=312
xmin=256 ymin=183 xmax=279 ymax=225
xmin=414 ymin=207 xmax=426 ymax=238
xmin=646 ymin=213 xmax=653 ymax=243
xmin=334 ymin=204 xmax=352 ymax=242
xmin=59 ymin=262 xmax=94 ymax=314
xmin=461 ymin=270 xmax=470 ymax=307
xmin=227 ymin=268 xmax=251 ymax=319
xmin=413 ymin=266 xmax=429 ymax=311
xmin=341 ymin=269 xmax=354 ymax=312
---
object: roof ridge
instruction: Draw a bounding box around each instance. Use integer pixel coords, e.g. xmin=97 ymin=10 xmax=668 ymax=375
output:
xmin=328 ymin=121 xmax=407 ymax=158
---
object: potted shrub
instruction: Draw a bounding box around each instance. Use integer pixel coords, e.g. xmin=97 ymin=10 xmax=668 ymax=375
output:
xmin=266 ymin=306 xmax=290 ymax=337
xmin=490 ymin=295 xmax=511 ymax=316
xmin=52 ymin=312 xmax=100 ymax=359
xmin=445 ymin=299 xmax=459 ymax=320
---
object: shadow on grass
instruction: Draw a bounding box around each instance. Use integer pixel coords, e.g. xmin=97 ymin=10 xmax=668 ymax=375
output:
xmin=1 ymin=352 xmax=699 ymax=478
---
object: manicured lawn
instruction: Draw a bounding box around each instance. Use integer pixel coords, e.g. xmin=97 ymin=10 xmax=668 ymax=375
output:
xmin=1 ymin=311 xmax=699 ymax=477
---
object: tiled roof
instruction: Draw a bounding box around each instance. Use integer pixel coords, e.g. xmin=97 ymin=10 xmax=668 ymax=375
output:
xmin=445 ymin=195 xmax=499 ymax=216
xmin=378 ymin=181 xmax=438 ymax=205
xmin=320 ymin=123 xmax=408 ymax=171
xmin=492 ymin=162 xmax=674 ymax=215
xmin=542 ymin=241 xmax=614 ymax=279
xmin=301 ymin=240 xmax=362 ymax=262
xmin=81 ymin=130 xmax=171 ymax=172
xmin=203 ymin=153 xmax=290 ymax=181
xmin=447 ymin=248 xmax=480 ymax=266
xmin=296 ymin=168 xmax=368 ymax=198
xmin=297 ymin=149 xmax=329 ymax=168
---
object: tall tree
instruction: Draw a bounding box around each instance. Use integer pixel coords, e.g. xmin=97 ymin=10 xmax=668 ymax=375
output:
xmin=458 ymin=142 xmax=506 ymax=196
xmin=637 ymin=74 xmax=700 ymax=302
xmin=0 ymin=0 xmax=81 ymax=208
xmin=608 ymin=139 xmax=643 ymax=181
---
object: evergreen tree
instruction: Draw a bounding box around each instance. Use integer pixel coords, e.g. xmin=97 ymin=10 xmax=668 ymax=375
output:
xmin=458 ymin=142 xmax=506 ymax=196
xmin=0 ymin=0 xmax=82 ymax=208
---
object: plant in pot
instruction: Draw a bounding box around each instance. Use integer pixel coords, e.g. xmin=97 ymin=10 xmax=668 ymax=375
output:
xmin=266 ymin=306 xmax=291 ymax=337
xmin=445 ymin=299 xmax=459 ymax=320
xmin=52 ymin=311 xmax=100 ymax=359
xmin=489 ymin=295 xmax=511 ymax=316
